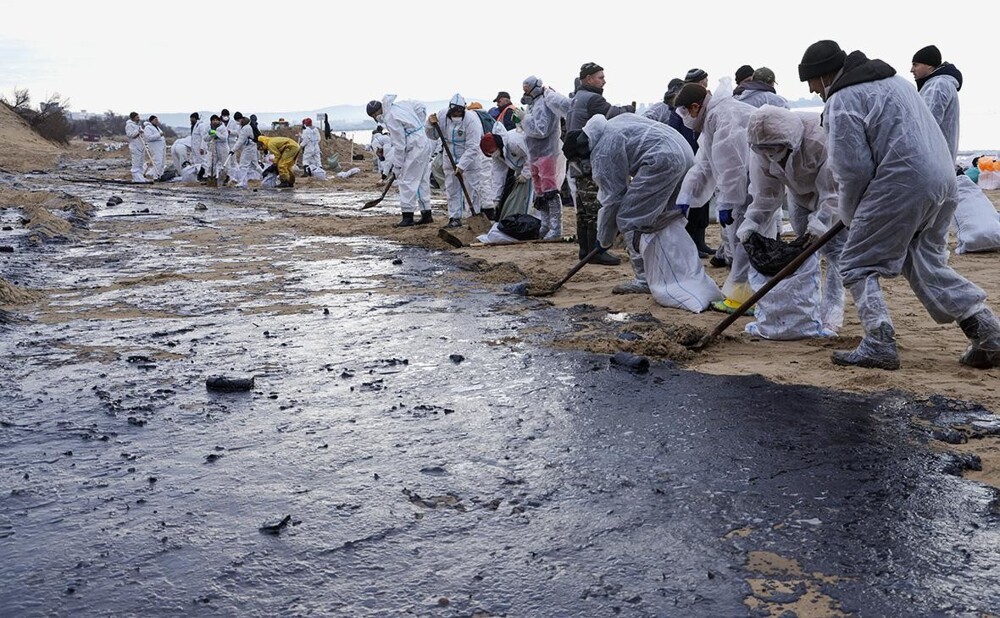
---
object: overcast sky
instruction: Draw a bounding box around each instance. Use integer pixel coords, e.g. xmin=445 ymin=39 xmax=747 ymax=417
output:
xmin=3 ymin=2 xmax=999 ymax=150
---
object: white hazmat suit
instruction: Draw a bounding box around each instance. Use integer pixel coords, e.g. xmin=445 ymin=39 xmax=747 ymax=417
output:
xmin=738 ymin=105 xmax=846 ymax=333
xmin=142 ymin=121 xmax=166 ymax=179
xmin=124 ymin=118 xmax=149 ymax=183
xmin=585 ymin=113 xmax=722 ymax=313
xmin=377 ymin=95 xmax=433 ymax=215
xmin=425 ymin=94 xmax=485 ymax=224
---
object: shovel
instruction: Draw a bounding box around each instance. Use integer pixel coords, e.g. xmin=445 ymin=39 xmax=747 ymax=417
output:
xmin=431 ymin=117 xmax=486 ymax=220
xmin=687 ymin=221 xmax=846 ymax=351
xmin=360 ymin=172 xmax=396 ymax=210
xmin=531 ymin=246 xmax=602 ymax=297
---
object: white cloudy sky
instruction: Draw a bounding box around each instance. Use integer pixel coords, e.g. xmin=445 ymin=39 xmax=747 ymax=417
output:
xmin=2 ymin=1 xmax=999 ymax=149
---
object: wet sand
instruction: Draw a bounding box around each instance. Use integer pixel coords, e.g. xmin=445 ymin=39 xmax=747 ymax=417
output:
xmin=2 ymin=142 xmax=1000 ymax=615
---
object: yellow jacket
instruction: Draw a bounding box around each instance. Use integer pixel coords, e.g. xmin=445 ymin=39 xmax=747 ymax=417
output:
xmin=257 ymin=135 xmax=299 ymax=157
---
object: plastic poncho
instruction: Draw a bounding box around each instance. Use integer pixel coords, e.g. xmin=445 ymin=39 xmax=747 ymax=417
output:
xmin=485 ymin=123 xmax=531 ymax=203
xmin=585 ymin=113 xmax=721 ymax=313
xmin=826 ymin=56 xmax=984 ymax=323
xmin=584 ymin=114 xmax=694 ymax=247
xmin=741 ymin=105 xmax=846 ymax=333
xmin=917 ymin=65 xmax=962 ymax=160
xmin=677 ymin=94 xmax=755 ymax=208
xmin=379 ymin=94 xmax=433 ymax=214
xmin=741 ymin=107 xmax=836 ymax=240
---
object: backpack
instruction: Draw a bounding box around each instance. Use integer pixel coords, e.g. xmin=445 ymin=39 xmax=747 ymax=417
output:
xmin=475 ymin=109 xmax=496 ymax=135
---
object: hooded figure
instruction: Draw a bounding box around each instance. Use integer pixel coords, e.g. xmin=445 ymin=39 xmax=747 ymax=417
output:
xmin=370 ymin=126 xmax=393 ymax=179
xmin=426 ymin=93 xmax=486 ymax=227
xmin=368 ymin=94 xmax=434 ymax=226
xmin=480 ymin=122 xmax=533 ymax=219
xmin=580 ymin=113 xmax=722 ymax=312
xmin=798 ymin=39 xmax=1000 ymax=369
xmin=519 ymin=76 xmax=572 ymax=239
xmin=674 ymin=81 xmax=758 ymax=308
xmin=738 ymin=105 xmax=846 ymax=334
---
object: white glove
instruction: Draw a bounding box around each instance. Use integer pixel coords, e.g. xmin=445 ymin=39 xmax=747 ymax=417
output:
xmin=515 ymin=174 xmax=528 ymax=184
xmin=806 ymin=215 xmax=830 ymax=237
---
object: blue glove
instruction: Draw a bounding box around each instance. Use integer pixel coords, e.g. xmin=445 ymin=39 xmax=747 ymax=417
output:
xmin=718 ymin=209 xmax=733 ymax=227
xmin=676 ymin=203 xmax=690 ymax=216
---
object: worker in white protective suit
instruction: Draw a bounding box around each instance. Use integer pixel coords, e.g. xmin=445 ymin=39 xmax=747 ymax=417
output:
xmin=479 ymin=122 xmax=533 ymax=220
xmin=298 ymin=117 xmax=323 ymax=177
xmin=366 ymin=95 xmax=434 ymax=227
xmin=737 ymin=105 xmax=846 ymax=333
xmin=674 ymin=81 xmax=757 ymax=313
xmin=124 ymin=112 xmax=150 ymax=183
xmin=370 ymin=126 xmax=393 ymax=180
xmin=799 ymin=39 xmax=1000 ymax=369
xmin=567 ymin=113 xmax=722 ymax=312
xmin=221 ymin=108 xmax=239 ymax=177
xmin=142 ymin=115 xmax=166 ymax=180
xmin=231 ymin=114 xmax=262 ymax=188
xmin=520 ymin=76 xmax=572 ymax=240
xmin=202 ymin=114 xmax=229 ymax=179
xmin=171 ymin=135 xmax=191 ymax=171
xmin=425 ymin=93 xmax=485 ymax=228
xmin=189 ymin=112 xmax=207 ymax=180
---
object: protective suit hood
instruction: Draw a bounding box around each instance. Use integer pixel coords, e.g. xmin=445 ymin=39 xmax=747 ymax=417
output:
xmin=449 ymin=93 xmax=466 ymax=108
xmin=582 ymin=114 xmax=608 ymax=149
xmin=747 ymin=104 xmax=803 ymax=149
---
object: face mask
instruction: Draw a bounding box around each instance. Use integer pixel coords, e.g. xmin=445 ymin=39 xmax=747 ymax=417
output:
xmin=375 ymin=114 xmax=384 ymax=124
xmin=752 ymin=144 xmax=789 ymax=163
xmin=676 ymin=106 xmax=697 ymax=130
xmin=222 ymin=116 xmax=229 ymax=122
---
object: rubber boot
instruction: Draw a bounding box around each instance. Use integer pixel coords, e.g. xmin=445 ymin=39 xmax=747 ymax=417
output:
xmin=415 ymin=210 xmax=434 ymax=225
xmin=304 ymin=165 xmax=312 ymax=177
xmin=587 ymin=224 xmax=621 ymax=266
xmin=395 ymin=212 xmax=415 ymax=227
xmin=958 ymin=307 xmax=1000 ymax=369
xmin=831 ymin=322 xmax=900 ymax=370
xmin=482 ymin=208 xmax=497 ymax=222
xmin=445 ymin=217 xmax=462 ymax=229
xmin=577 ymin=218 xmax=590 ymax=259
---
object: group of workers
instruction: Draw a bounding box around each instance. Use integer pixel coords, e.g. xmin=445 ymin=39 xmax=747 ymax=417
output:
xmin=363 ymin=40 xmax=1000 ymax=371
xmin=125 ymin=109 xmax=326 ymax=188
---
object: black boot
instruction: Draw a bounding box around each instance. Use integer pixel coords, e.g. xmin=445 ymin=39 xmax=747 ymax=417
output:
xmin=577 ymin=218 xmax=590 ymax=259
xmin=415 ymin=210 xmax=434 ymax=225
xmin=395 ymin=212 xmax=415 ymax=227
xmin=587 ymin=224 xmax=621 ymax=266
xmin=482 ymin=208 xmax=497 ymax=221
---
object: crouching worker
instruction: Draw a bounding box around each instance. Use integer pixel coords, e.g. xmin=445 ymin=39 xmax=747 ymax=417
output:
xmin=256 ymin=135 xmax=300 ymax=188
xmin=737 ymin=104 xmax=847 ymax=338
xmin=565 ymin=114 xmax=723 ymax=312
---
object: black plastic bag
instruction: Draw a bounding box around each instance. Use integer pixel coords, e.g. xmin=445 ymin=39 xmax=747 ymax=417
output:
xmin=743 ymin=231 xmax=814 ymax=276
xmin=497 ymin=214 xmax=541 ymax=241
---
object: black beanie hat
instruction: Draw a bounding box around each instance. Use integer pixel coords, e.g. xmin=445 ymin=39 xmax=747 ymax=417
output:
xmin=912 ymin=45 xmax=942 ymax=67
xmin=673 ymin=83 xmax=708 ymax=109
xmin=663 ymin=78 xmax=685 ymax=104
xmin=735 ymin=64 xmax=754 ymax=83
xmin=684 ymin=68 xmax=708 ymax=83
xmin=579 ymin=62 xmax=603 ymax=80
xmin=798 ymin=40 xmax=847 ymax=81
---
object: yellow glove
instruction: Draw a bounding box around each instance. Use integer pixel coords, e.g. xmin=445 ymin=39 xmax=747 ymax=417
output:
xmin=428 ymin=113 xmax=438 ymax=125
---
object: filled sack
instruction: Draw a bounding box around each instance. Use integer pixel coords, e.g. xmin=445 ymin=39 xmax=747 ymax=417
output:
xmin=640 ymin=217 xmax=723 ymax=313
xmin=953 ymin=174 xmax=1000 ymax=254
